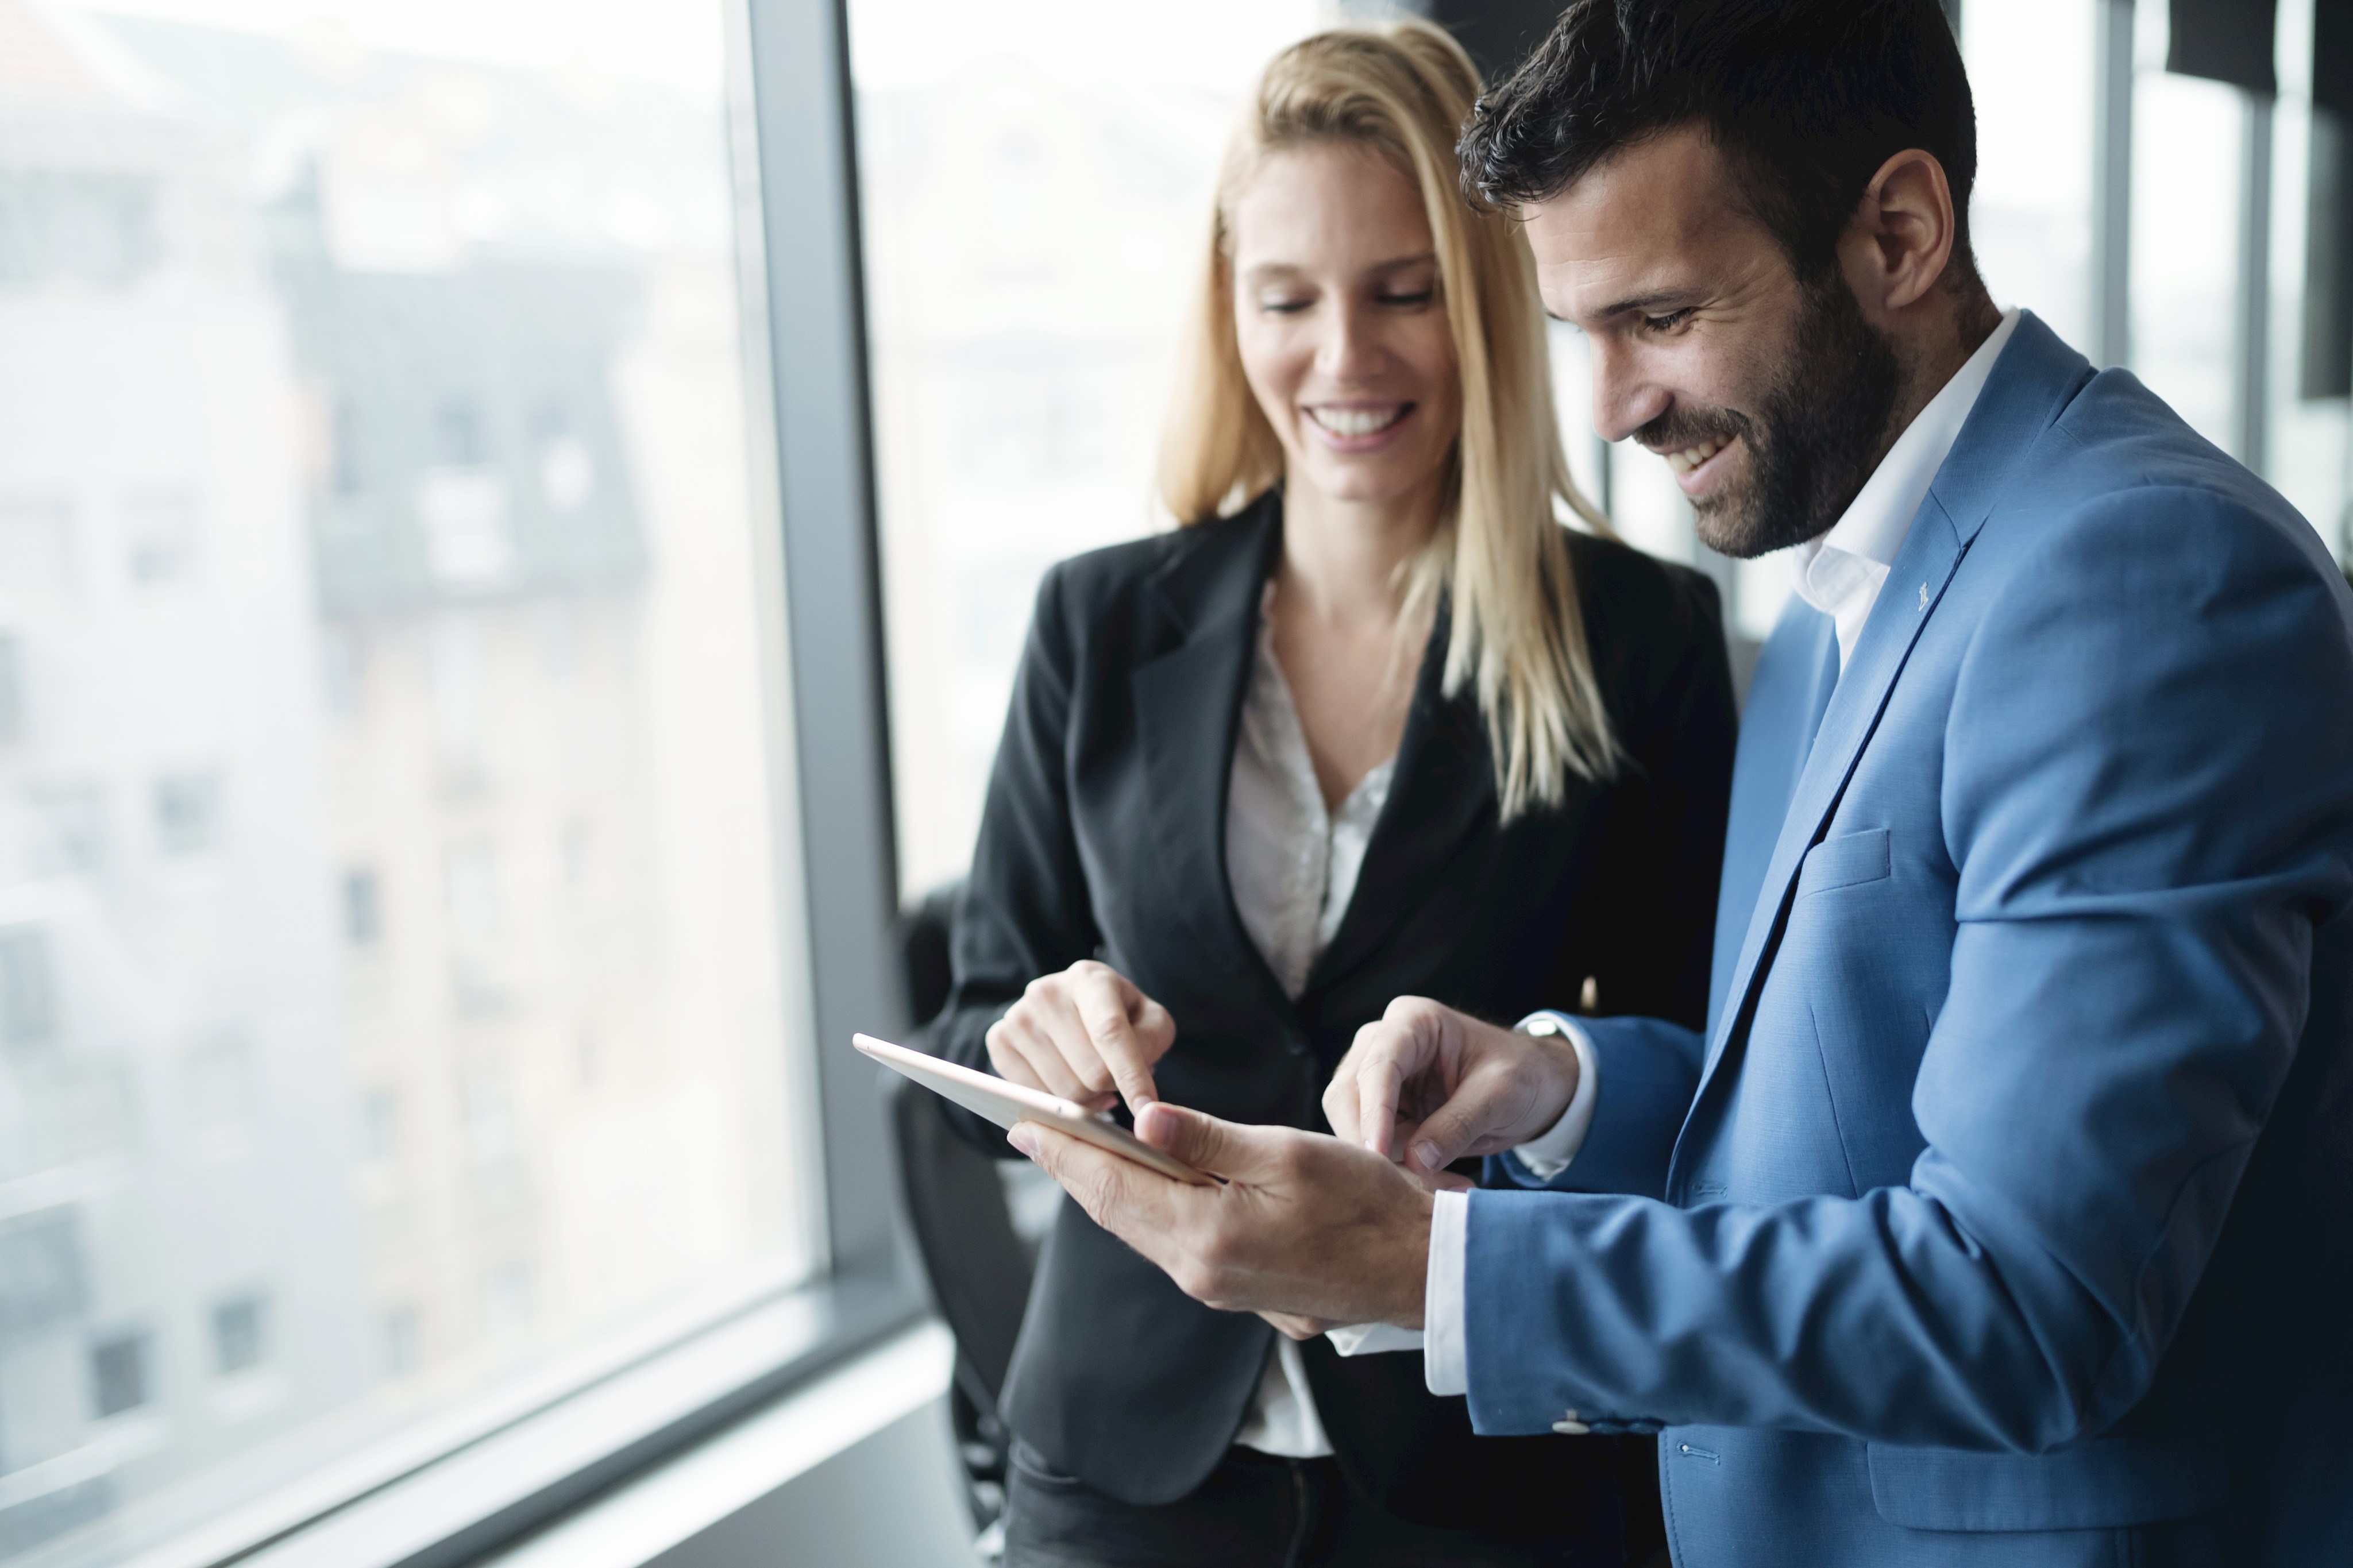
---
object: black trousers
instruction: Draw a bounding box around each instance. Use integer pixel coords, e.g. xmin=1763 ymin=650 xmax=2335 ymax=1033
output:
xmin=1003 ymin=1441 xmax=1640 ymax=1568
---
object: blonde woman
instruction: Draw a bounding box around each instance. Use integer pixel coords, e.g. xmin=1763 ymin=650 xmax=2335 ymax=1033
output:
xmin=926 ymin=22 xmax=1730 ymax=1566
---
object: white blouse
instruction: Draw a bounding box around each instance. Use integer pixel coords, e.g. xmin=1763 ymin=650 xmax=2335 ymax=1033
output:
xmin=1224 ymin=586 xmax=1397 ymax=1458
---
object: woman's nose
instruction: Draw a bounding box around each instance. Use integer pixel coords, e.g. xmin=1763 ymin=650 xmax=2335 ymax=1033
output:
xmin=1314 ymin=300 xmax=1379 ymax=380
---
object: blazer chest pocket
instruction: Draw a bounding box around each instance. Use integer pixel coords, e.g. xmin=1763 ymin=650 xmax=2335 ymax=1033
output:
xmin=1795 ymin=828 xmax=1891 ymax=899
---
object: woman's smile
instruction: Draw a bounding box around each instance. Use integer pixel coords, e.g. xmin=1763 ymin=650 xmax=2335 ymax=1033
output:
xmin=1303 ymin=400 xmax=1417 ymax=450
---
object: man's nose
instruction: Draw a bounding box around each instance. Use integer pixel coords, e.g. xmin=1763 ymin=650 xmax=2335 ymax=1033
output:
xmin=1590 ymin=339 xmax=1669 ymax=445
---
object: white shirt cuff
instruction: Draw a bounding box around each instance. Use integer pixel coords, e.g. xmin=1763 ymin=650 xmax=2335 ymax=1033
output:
xmin=1325 ymin=1322 xmax=1423 ymax=1356
xmin=1421 ymin=1188 xmax=1469 ymax=1396
xmin=1509 ymin=1013 xmax=1600 ymax=1179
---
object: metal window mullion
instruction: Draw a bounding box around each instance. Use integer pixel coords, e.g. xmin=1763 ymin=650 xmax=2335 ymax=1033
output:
xmin=2238 ymin=91 xmax=2277 ymax=471
xmin=741 ymin=0 xmax=912 ymax=1279
xmin=2093 ymin=0 xmax=2136 ymax=370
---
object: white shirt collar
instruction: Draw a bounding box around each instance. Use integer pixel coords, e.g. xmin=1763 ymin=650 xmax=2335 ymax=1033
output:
xmin=1792 ymin=308 xmax=2020 ymax=667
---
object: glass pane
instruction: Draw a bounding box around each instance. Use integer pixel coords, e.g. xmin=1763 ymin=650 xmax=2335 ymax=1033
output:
xmin=850 ymin=0 xmax=1324 ymax=900
xmin=0 ymin=4 xmax=812 ymax=1563
xmin=1964 ymin=0 xmax=2097 ymax=349
xmin=2267 ymin=0 xmax=2351 ymax=561
xmin=2128 ymin=4 xmax=2245 ymax=453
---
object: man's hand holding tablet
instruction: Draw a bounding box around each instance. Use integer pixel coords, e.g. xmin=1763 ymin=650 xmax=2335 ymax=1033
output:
xmin=859 ymin=1032 xmax=1456 ymax=1336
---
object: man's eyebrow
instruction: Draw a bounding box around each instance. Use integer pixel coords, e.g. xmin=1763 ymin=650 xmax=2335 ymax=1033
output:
xmin=1591 ymin=288 xmax=1698 ymax=319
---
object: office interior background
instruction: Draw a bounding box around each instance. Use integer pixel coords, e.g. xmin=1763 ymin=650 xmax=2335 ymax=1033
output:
xmin=0 ymin=0 xmax=2343 ymax=1564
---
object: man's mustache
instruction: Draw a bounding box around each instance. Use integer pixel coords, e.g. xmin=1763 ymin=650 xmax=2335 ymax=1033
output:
xmin=1634 ymin=405 xmax=1754 ymax=455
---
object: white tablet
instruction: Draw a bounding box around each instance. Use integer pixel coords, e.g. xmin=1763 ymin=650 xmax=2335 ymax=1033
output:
xmin=854 ymin=1033 xmax=1216 ymax=1187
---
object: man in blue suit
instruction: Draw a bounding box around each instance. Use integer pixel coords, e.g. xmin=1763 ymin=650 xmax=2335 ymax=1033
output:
xmin=1004 ymin=2 xmax=2353 ymax=1562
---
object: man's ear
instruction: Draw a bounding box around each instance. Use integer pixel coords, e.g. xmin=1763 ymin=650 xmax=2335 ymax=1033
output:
xmin=1841 ymin=149 xmax=1957 ymax=318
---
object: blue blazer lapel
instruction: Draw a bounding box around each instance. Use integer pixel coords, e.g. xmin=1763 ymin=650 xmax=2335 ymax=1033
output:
xmin=1706 ymin=601 xmax=1838 ymax=1036
xmin=1679 ymin=313 xmax=2100 ymax=1132
xmin=1698 ymin=500 xmax=1965 ymax=1083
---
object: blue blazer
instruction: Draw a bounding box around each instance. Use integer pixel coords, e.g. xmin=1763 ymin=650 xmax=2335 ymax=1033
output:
xmin=1463 ymin=314 xmax=2353 ymax=1567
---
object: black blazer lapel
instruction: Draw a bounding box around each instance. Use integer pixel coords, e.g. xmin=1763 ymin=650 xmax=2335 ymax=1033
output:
xmin=1129 ymin=499 xmax=1294 ymax=1015
xmin=1303 ymin=603 xmax=1499 ymax=999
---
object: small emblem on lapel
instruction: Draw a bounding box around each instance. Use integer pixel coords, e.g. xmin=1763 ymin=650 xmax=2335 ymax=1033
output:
xmin=1917 ymin=582 xmax=1928 ymax=611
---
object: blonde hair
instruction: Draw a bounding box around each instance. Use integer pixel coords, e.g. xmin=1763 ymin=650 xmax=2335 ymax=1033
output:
xmin=1157 ymin=20 xmax=1621 ymax=817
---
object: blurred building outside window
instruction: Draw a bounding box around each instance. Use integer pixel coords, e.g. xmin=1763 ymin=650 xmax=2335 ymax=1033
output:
xmin=0 ymin=3 xmax=815 ymax=1565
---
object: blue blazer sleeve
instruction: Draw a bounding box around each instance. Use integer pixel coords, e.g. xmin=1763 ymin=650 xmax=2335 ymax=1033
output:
xmin=1490 ymin=1012 xmax=1703 ymax=1202
xmin=1463 ymin=489 xmax=2353 ymax=1451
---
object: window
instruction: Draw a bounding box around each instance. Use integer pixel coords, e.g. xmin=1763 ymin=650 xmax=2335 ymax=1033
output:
xmin=210 ymin=1294 xmax=267 ymax=1377
xmin=0 ymin=631 xmax=21 ymax=747
xmin=331 ymin=399 xmax=365 ymax=497
xmin=90 ymin=1333 xmax=151 ymax=1419
xmin=431 ymin=399 xmax=491 ymax=469
xmin=342 ymin=868 xmax=382 ymax=947
xmin=151 ymin=773 xmax=222 ymax=856
xmin=379 ymin=1306 xmax=421 ymax=1380
xmin=0 ymin=2 xmax=823 ymax=1564
xmin=849 ymin=0 xmax=1325 ymax=899
xmin=2130 ymin=2 xmax=2245 ymax=452
xmin=121 ymin=489 xmax=203 ymax=586
xmin=360 ymin=1090 xmax=399 ymax=1163
xmin=0 ymin=926 xmax=57 ymax=1050
xmin=1965 ymin=0 xmax=2098 ymax=350
xmin=0 ymin=496 xmax=76 ymax=599
xmin=26 ymin=786 xmax=106 ymax=875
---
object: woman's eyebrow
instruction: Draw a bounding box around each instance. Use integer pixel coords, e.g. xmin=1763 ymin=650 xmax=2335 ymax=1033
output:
xmin=1240 ymin=252 xmax=1438 ymax=284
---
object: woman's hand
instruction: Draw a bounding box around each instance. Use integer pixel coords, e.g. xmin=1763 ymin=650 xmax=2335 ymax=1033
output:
xmin=985 ymin=960 xmax=1176 ymax=1114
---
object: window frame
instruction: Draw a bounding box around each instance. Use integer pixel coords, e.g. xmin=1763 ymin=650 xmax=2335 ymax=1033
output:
xmin=47 ymin=1 xmax=931 ymax=1565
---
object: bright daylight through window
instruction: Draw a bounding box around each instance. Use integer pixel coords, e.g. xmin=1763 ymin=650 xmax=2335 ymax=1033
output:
xmin=0 ymin=2 xmax=813 ymax=1563
xmin=848 ymin=0 xmax=1324 ymax=902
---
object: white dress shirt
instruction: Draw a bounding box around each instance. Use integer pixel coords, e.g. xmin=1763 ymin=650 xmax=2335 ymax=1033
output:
xmin=1392 ymin=310 xmax=2025 ymax=1398
xmin=1225 ymin=584 xmax=1396 ymax=1455
xmin=1791 ymin=310 xmax=2022 ymax=670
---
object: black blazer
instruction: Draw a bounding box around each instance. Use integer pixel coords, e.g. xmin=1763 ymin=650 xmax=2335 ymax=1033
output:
xmin=927 ymin=492 xmax=1734 ymax=1536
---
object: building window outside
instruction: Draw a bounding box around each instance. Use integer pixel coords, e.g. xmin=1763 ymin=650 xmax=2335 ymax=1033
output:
xmin=0 ymin=926 xmax=58 ymax=1049
xmin=0 ymin=495 xmax=76 ymax=598
xmin=331 ymin=398 xmax=365 ymax=496
xmin=121 ymin=489 xmax=203 ymax=586
xmin=90 ymin=1332 xmax=151 ymax=1419
xmin=343 ymin=868 xmax=381 ymax=946
xmin=152 ymin=773 xmax=222 ymax=856
xmin=0 ymin=631 xmax=23 ymax=747
xmin=0 ymin=3 xmax=813 ymax=1559
xmin=380 ymin=1306 xmax=421 ymax=1379
xmin=360 ymin=1090 xmax=398 ymax=1163
xmin=28 ymin=786 xmax=106 ymax=875
xmin=211 ymin=1293 xmax=267 ymax=1377
xmin=432 ymin=398 xmax=490 ymax=468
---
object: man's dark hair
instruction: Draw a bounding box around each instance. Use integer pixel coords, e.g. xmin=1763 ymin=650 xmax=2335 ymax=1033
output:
xmin=1461 ymin=0 xmax=1980 ymax=282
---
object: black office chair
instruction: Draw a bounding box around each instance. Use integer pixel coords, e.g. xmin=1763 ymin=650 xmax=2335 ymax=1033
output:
xmin=889 ymin=882 xmax=1040 ymax=1552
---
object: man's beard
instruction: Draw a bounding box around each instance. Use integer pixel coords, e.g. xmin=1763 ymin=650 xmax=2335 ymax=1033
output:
xmin=1639 ymin=275 xmax=1904 ymax=560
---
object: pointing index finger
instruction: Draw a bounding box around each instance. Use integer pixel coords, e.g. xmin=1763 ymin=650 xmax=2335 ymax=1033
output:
xmin=1074 ymin=967 xmax=1159 ymax=1111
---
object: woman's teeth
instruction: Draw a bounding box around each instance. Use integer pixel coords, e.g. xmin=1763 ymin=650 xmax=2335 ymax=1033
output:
xmin=1665 ymin=435 xmax=1730 ymax=474
xmin=1307 ymin=405 xmax=1407 ymax=437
